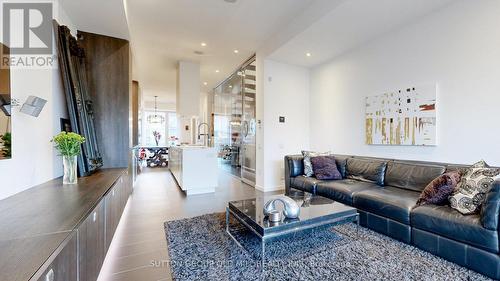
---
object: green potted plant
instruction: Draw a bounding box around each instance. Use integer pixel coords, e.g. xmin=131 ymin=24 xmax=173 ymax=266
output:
xmin=0 ymin=132 xmax=11 ymax=158
xmin=52 ymin=132 xmax=85 ymax=184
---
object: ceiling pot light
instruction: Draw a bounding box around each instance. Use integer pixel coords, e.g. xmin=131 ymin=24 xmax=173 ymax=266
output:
xmin=233 ymin=49 xmax=239 ymax=54
xmin=203 ymin=82 xmax=208 ymax=86
xmin=306 ymin=52 xmax=312 ymax=57
xmin=224 ymin=0 xmax=237 ymax=3
xmin=215 ymin=70 xmax=220 ymax=73
xmin=201 ymin=42 xmax=207 ymax=47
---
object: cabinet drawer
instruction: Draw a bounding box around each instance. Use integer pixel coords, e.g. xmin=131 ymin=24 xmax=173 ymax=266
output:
xmin=36 ymin=232 xmax=77 ymax=281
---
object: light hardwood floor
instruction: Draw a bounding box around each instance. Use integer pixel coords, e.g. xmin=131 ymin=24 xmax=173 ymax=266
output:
xmin=97 ymin=167 xmax=262 ymax=281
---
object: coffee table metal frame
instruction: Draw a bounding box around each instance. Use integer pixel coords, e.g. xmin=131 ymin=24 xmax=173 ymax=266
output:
xmin=225 ymin=205 xmax=360 ymax=267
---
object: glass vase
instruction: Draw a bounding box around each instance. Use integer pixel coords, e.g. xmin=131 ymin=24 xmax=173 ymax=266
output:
xmin=63 ymin=155 xmax=78 ymax=184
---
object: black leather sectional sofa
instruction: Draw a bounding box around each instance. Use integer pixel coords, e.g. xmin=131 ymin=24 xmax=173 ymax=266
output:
xmin=284 ymin=154 xmax=500 ymax=279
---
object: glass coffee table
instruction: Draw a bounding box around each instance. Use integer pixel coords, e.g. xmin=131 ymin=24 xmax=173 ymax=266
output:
xmin=225 ymin=193 xmax=359 ymax=266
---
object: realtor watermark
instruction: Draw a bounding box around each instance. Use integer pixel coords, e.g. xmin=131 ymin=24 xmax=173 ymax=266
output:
xmin=149 ymin=258 xmax=335 ymax=269
xmin=1 ymin=1 xmax=57 ymax=69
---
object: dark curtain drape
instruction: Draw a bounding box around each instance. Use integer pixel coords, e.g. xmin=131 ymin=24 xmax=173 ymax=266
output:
xmin=53 ymin=20 xmax=102 ymax=176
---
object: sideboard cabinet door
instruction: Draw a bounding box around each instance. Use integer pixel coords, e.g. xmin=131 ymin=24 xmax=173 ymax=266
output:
xmin=105 ymin=179 xmax=122 ymax=250
xmin=78 ymin=200 xmax=106 ymax=281
xmin=36 ymin=232 xmax=77 ymax=281
xmin=104 ymin=173 xmax=132 ymax=252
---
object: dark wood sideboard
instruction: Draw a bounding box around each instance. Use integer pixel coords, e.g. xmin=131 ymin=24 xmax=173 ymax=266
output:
xmin=0 ymin=168 xmax=132 ymax=281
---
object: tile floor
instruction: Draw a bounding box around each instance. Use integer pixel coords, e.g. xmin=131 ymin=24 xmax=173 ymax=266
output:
xmin=97 ymin=167 xmax=262 ymax=281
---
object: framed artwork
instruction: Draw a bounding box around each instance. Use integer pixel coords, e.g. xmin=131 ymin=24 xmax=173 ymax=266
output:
xmin=365 ymin=84 xmax=436 ymax=146
xmin=60 ymin=118 xmax=72 ymax=132
xmin=0 ymin=43 xmax=11 ymax=160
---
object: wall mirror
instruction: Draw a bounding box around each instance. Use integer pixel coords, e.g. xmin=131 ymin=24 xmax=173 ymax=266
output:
xmin=0 ymin=43 xmax=11 ymax=160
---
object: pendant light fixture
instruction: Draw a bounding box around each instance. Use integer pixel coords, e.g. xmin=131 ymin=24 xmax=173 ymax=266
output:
xmin=147 ymin=96 xmax=165 ymax=124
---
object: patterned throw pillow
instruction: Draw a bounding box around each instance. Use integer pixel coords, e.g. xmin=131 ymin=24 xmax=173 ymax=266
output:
xmin=302 ymin=151 xmax=330 ymax=177
xmin=310 ymin=156 xmax=342 ymax=180
xmin=449 ymin=160 xmax=500 ymax=215
xmin=472 ymin=160 xmax=490 ymax=168
xmin=416 ymin=171 xmax=461 ymax=207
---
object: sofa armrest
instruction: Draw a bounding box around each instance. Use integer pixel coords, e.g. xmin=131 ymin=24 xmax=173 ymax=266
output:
xmin=480 ymin=180 xmax=500 ymax=230
xmin=284 ymin=155 xmax=304 ymax=194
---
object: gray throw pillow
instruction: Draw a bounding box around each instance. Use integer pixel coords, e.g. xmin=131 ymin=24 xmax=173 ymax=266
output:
xmin=301 ymin=150 xmax=330 ymax=177
xmin=449 ymin=160 xmax=500 ymax=215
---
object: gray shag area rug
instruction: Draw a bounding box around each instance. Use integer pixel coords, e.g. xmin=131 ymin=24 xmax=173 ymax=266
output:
xmin=164 ymin=213 xmax=491 ymax=281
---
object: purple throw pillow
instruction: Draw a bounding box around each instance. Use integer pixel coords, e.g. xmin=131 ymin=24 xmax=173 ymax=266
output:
xmin=416 ymin=171 xmax=461 ymax=207
xmin=310 ymin=156 xmax=342 ymax=180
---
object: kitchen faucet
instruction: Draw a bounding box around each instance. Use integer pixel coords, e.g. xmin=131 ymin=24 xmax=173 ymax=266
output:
xmin=197 ymin=122 xmax=211 ymax=146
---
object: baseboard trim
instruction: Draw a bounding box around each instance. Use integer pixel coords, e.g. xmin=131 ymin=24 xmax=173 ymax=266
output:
xmin=255 ymin=185 xmax=285 ymax=192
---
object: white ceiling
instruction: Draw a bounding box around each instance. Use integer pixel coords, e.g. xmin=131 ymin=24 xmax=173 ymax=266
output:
xmin=124 ymin=0 xmax=315 ymax=103
xmin=59 ymin=0 xmax=457 ymax=105
xmin=268 ymin=0 xmax=456 ymax=67
xmin=59 ymin=0 xmax=129 ymax=40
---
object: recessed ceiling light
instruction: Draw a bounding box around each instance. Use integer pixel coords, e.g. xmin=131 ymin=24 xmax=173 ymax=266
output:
xmin=201 ymin=42 xmax=207 ymax=47
xmin=224 ymin=0 xmax=237 ymax=3
xmin=229 ymin=85 xmax=233 ymax=88
xmin=215 ymin=70 xmax=220 ymax=73
xmin=203 ymin=82 xmax=208 ymax=86
xmin=306 ymin=52 xmax=312 ymax=57
xmin=233 ymin=49 xmax=239 ymax=54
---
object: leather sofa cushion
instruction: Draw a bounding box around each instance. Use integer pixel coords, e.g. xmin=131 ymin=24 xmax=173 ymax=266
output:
xmin=412 ymin=228 xmax=500 ymax=280
xmin=286 ymin=155 xmax=304 ymax=177
xmin=353 ymin=186 xmax=419 ymax=224
xmin=334 ymin=155 xmax=349 ymax=178
xmin=290 ymin=176 xmax=320 ymax=194
xmin=445 ymin=164 xmax=470 ymax=174
xmin=481 ymin=180 xmax=500 ymax=230
xmin=346 ymin=158 xmax=387 ymax=186
xmin=316 ymin=179 xmax=378 ymax=205
xmin=385 ymin=162 xmax=446 ymax=192
xmin=412 ymin=205 xmax=499 ymax=253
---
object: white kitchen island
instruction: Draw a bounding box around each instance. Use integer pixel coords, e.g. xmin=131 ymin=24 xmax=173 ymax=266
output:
xmin=168 ymin=146 xmax=218 ymax=195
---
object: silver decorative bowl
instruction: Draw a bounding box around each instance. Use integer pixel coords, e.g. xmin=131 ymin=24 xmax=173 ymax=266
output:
xmin=263 ymin=196 xmax=301 ymax=219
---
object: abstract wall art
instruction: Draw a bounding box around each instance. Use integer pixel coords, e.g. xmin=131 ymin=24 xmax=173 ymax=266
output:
xmin=365 ymin=84 xmax=436 ymax=146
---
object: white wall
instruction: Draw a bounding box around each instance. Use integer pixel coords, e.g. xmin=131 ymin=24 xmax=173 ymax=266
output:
xmin=199 ymin=91 xmax=210 ymax=125
xmin=309 ymin=0 xmax=500 ymax=166
xmin=176 ymin=61 xmax=201 ymax=144
xmin=142 ymin=100 xmax=175 ymax=112
xmin=176 ymin=61 xmax=200 ymax=117
xmin=256 ymin=59 xmax=310 ymax=191
xmin=0 ymin=1 xmax=75 ymax=200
